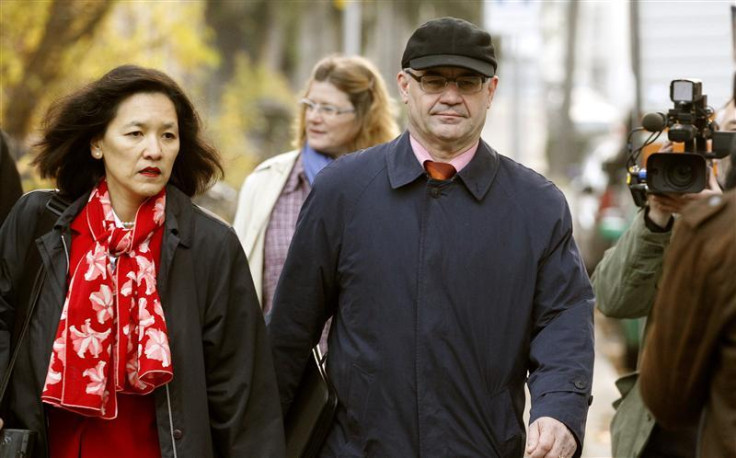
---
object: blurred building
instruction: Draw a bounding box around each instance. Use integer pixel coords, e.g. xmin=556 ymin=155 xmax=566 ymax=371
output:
xmin=636 ymin=1 xmax=733 ymax=114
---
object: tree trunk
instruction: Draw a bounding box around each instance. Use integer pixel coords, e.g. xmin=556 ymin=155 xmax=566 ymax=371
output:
xmin=295 ymin=2 xmax=341 ymax=88
xmin=549 ymin=0 xmax=579 ymax=179
xmin=2 ymin=0 xmax=113 ymax=143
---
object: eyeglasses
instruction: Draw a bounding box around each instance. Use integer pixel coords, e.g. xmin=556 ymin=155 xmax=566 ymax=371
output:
xmin=404 ymin=69 xmax=488 ymax=94
xmin=300 ymin=98 xmax=355 ymax=118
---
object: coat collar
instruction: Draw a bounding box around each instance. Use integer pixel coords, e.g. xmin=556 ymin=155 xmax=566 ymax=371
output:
xmin=52 ymin=185 xmax=193 ymax=247
xmin=387 ymin=131 xmax=500 ymax=201
xmin=162 ymin=184 xmax=192 ymax=248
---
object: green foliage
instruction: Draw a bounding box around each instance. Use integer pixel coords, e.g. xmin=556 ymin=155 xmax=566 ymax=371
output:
xmin=213 ymin=53 xmax=297 ymax=189
xmin=81 ymin=1 xmax=219 ymax=74
xmin=1 ymin=0 xmax=219 ymax=143
xmin=0 ymin=1 xmax=50 ymax=83
xmin=0 ymin=0 xmax=231 ymax=192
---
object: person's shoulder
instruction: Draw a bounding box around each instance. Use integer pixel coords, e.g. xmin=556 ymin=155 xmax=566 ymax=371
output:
xmin=188 ymin=202 xmax=245 ymax=256
xmin=495 ymin=152 xmax=565 ymax=202
xmin=313 ymin=139 xmax=393 ymax=187
xmin=14 ymin=189 xmax=57 ymax=213
xmin=191 ymin=202 xmax=231 ymax=230
xmin=335 ymin=139 xmax=393 ymax=170
xmin=680 ymin=189 xmax=736 ymax=230
xmin=0 ymin=189 xmax=58 ymax=234
xmin=167 ymin=186 xmax=235 ymax=239
xmin=250 ymin=150 xmax=300 ymax=175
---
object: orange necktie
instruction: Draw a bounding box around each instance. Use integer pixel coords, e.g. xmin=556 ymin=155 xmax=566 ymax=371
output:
xmin=424 ymin=160 xmax=457 ymax=180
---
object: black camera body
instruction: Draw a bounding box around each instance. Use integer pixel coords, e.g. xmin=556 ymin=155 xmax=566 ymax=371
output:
xmin=628 ymin=79 xmax=735 ymax=206
xmin=646 ymin=152 xmax=706 ymax=194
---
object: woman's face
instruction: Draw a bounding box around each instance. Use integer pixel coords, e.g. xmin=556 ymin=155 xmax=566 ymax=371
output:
xmin=92 ymin=92 xmax=180 ymax=212
xmin=303 ymin=81 xmax=361 ymax=156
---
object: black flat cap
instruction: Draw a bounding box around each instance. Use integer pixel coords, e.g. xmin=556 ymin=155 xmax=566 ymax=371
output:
xmin=401 ymin=17 xmax=497 ymax=77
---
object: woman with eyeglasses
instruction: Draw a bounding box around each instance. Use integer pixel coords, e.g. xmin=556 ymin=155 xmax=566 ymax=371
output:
xmin=233 ymin=55 xmax=399 ymax=320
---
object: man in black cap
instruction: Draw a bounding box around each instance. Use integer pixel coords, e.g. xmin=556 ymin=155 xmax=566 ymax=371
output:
xmin=269 ymin=17 xmax=594 ymax=458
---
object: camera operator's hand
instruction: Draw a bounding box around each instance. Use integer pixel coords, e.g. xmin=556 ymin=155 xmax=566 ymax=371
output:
xmin=648 ymin=169 xmax=722 ymax=227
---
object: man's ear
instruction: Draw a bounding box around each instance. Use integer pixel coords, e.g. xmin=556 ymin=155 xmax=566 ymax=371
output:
xmin=397 ymin=72 xmax=410 ymax=103
xmin=486 ymin=76 xmax=499 ymax=109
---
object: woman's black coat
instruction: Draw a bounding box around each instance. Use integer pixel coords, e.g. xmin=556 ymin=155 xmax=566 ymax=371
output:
xmin=0 ymin=186 xmax=284 ymax=457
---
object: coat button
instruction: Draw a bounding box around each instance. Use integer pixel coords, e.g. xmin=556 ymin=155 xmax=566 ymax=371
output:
xmin=430 ymin=188 xmax=441 ymax=197
xmin=173 ymin=429 xmax=183 ymax=440
xmin=574 ymin=379 xmax=587 ymax=390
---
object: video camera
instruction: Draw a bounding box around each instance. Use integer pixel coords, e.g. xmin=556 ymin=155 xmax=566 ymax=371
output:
xmin=627 ymin=79 xmax=735 ymax=207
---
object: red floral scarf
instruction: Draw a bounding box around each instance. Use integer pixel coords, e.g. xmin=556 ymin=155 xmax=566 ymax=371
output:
xmin=42 ymin=179 xmax=173 ymax=419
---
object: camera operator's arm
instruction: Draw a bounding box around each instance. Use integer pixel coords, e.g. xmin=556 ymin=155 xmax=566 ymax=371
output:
xmin=592 ymin=170 xmax=721 ymax=319
xmin=591 ymin=207 xmax=672 ymax=319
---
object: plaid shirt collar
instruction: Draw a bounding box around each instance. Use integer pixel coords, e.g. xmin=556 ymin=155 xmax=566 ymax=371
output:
xmin=283 ymin=153 xmax=309 ymax=194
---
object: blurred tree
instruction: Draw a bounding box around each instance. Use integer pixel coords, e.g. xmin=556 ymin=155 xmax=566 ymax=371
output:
xmin=213 ymin=54 xmax=296 ymax=190
xmin=363 ymin=1 xmax=482 ymax=97
xmin=1 ymin=0 xmax=219 ymax=198
xmin=393 ymin=0 xmax=482 ymax=24
xmin=203 ymin=0 xmax=300 ymax=191
xmin=0 ymin=0 xmax=219 ymax=148
xmin=294 ymin=2 xmax=342 ymax=86
xmin=204 ymin=0 xmax=266 ymax=85
xmin=546 ymin=0 xmax=579 ymax=180
xmin=204 ymin=1 xmax=303 ymax=84
xmin=1 ymin=0 xmax=114 ymax=141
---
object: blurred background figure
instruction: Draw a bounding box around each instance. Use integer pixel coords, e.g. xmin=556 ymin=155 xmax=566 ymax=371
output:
xmin=639 ymin=145 xmax=736 ymax=458
xmin=0 ymin=65 xmax=283 ymax=457
xmin=233 ymin=54 xmax=399 ymax=316
xmin=0 ymin=129 xmax=23 ymax=226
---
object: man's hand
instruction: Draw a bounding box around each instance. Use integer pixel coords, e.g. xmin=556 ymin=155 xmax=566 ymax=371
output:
xmin=525 ymin=416 xmax=576 ymax=458
xmin=648 ymin=168 xmax=722 ymax=227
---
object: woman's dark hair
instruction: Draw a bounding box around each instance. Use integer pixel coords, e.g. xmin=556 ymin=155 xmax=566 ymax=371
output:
xmin=33 ymin=64 xmax=223 ymax=198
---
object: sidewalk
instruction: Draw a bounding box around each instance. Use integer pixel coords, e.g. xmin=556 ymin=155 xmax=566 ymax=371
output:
xmin=581 ymin=314 xmax=619 ymax=457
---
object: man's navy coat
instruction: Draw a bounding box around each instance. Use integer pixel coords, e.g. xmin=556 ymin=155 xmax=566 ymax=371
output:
xmin=268 ymin=132 xmax=595 ymax=457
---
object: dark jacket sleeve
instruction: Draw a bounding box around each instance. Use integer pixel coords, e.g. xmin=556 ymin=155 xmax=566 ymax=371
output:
xmin=201 ymin=227 xmax=285 ymax=456
xmin=526 ymin=190 xmax=595 ymax=454
xmin=0 ymin=192 xmax=45 ymax=375
xmin=267 ymin=178 xmax=341 ymax=416
xmin=0 ymin=131 xmax=23 ymax=227
xmin=639 ymin=204 xmax=735 ymax=429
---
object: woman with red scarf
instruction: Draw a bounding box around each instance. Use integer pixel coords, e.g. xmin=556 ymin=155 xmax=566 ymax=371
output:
xmin=0 ymin=65 xmax=284 ymax=457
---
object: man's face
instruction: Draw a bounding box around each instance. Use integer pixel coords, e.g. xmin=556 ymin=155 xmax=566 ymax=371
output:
xmin=398 ymin=66 xmax=498 ymax=153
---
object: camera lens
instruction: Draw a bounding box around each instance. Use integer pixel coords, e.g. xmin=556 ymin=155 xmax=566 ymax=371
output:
xmin=666 ymin=164 xmax=694 ymax=188
xmin=646 ymin=153 xmax=706 ymax=193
